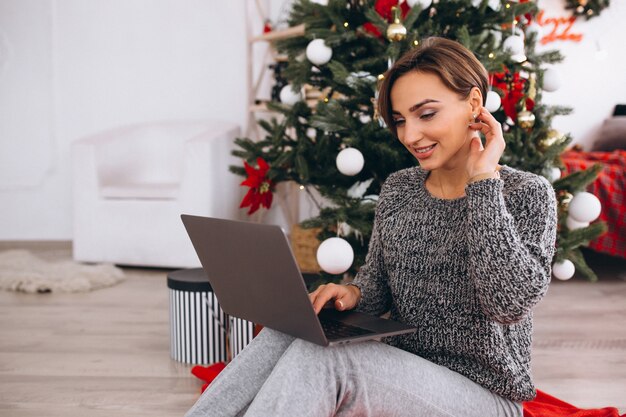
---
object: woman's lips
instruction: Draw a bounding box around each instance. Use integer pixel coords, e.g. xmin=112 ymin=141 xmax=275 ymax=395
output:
xmin=413 ymin=144 xmax=436 ymax=159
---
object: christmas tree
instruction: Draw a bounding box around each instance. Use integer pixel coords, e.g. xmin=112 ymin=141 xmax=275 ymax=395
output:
xmin=232 ymin=0 xmax=607 ymax=282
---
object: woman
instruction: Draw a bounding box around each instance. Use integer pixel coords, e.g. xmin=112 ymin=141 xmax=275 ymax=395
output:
xmin=185 ymin=37 xmax=557 ymax=417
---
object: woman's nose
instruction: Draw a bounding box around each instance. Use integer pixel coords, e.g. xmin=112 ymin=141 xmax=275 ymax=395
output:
xmin=402 ymin=120 xmax=422 ymax=146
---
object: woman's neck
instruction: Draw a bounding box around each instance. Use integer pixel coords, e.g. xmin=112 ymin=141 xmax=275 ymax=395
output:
xmin=426 ymin=166 xmax=469 ymax=200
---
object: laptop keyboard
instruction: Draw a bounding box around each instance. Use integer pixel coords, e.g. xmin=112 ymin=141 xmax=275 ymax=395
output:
xmin=320 ymin=318 xmax=374 ymax=340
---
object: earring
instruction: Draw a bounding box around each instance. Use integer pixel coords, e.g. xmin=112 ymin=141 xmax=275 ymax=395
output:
xmin=472 ymin=113 xmax=477 ymax=119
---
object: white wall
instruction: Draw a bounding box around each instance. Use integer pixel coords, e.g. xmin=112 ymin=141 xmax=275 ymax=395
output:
xmin=0 ymin=0 xmax=248 ymax=240
xmin=536 ymin=0 xmax=626 ymax=148
xmin=0 ymin=0 xmax=624 ymax=240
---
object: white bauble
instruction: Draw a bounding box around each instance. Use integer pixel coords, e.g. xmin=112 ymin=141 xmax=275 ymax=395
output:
xmin=316 ymin=237 xmax=354 ymax=275
xmin=310 ymin=0 xmax=328 ymax=5
xmin=553 ymin=260 xmax=575 ymax=280
xmin=543 ymin=67 xmax=562 ymax=92
xmin=503 ymin=35 xmax=525 ymax=55
xmin=279 ymin=85 xmax=302 ymax=106
xmin=407 ymin=0 xmax=431 ymax=8
xmin=485 ymin=90 xmax=502 ymax=112
xmin=547 ymin=167 xmax=561 ymax=183
xmin=471 ymin=0 xmax=481 ymax=7
xmin=359 ymin=113 xmax=372 ymax=124
xmin=569 ymin=192 xmax=601 ymax=223
xmin=487 ymin=0 xmax=501 ymax=10
xmin=566 ymin=215 xmax=589 ymax=231
xmin=306 ymin=39 xmax=333 ymax=66
xmin=336 ymin=148 xmax=365 ymax=176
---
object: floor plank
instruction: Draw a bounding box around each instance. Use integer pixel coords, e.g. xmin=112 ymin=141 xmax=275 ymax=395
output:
xmin=0 ymin=242 xmax=625 ymax=415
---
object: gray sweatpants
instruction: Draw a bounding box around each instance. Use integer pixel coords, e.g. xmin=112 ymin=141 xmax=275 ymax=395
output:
xmin=185 ymin=328 xmax=523 ymax=417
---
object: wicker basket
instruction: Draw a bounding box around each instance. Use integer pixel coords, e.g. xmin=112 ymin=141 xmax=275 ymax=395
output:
xmin=290 ymin=224 xmax=322 ymax=273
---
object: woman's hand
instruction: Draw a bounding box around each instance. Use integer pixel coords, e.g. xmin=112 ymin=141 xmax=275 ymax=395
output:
xmin=308 ymin=283 xmax=361 ymax=315
xmin=467 ymin=106 xmax=506 ymax=178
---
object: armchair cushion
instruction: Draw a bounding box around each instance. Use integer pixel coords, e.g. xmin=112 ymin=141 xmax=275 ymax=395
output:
xmin=72 ymin=119 xmax=242 ymax=268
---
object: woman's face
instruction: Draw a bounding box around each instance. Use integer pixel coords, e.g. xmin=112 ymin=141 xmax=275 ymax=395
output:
xmin=389 ymin=71 xmax=478 ymax=172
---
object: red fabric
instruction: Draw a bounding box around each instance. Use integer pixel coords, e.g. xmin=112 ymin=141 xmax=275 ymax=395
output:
xmin=560 ymin=150 xmax=626 ymax=258
xmin=191 ymin=362 xmax=227 ymax=393
xmin=523 ymin=389 xmax=625 ymax=417
xmin=189 ymin=365 xmax=626 ymax=416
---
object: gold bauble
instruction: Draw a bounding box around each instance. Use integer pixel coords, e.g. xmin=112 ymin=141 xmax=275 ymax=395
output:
xmin=386 ymin=6 xmax=407 ymax=42
xmin=387 ymin=22 xmax=407 ymax=42
xmin=517 ymin=110 xmax=536 ymax=129
xmin=539 ymin=129 xmax=565 ymax=151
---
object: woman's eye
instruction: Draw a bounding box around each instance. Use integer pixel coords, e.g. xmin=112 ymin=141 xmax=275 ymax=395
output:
xmin=420 ymin=112 xmax=436 ymax=120
xmin=393 ymin=118 xmax=405 ymax=126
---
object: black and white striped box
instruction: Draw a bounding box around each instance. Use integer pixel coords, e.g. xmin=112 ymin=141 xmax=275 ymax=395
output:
xmin=167 ymin=268 xmax=255 ymax=365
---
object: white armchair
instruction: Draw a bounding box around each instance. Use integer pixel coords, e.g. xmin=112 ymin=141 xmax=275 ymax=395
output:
xmin=72 ymin=120 xmax=242 ymax=268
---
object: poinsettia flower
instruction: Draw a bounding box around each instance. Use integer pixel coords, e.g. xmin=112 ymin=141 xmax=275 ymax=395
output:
xmin=492 ymin=70 xmax=528 ymax=121
xmin=240 ymin=157 xmax=274 ymax=215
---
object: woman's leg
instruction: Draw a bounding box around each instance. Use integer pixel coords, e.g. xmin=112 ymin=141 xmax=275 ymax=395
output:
xmin=243 ymin=338 xmax=523 ymax=417
xmin=185 ymin=328 xmax=295 ymax=417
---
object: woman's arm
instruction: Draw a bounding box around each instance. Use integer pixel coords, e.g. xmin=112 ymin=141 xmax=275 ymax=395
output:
xmin=465 ymin=175 xmax=557 ymax=324
xmin=349 ymin=204 xmax=393 ymax=317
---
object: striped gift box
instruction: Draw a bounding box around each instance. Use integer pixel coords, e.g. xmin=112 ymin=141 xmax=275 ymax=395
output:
xmin=167 ymin=268 xmax=254 ymax=365
xmin=229 ymin=315 xmax=255 ymax=358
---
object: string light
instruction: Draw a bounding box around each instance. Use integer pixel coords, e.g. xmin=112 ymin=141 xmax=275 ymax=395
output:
xmin=488 ymin=52 xmax=495 ymax=59
xmin=413 ymin=40 xmax=419 ymax=46
xmin=377 ymin=74 xmax=385 ymax=81
xmin=299 ymin=185 xmax=305 ymax=190
xmin=343 ymin=22 xmax=349 ymax=28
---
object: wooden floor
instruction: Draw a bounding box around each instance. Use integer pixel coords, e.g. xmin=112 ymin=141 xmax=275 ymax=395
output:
xmin=0 ymin=242 xmax=625 ymax=416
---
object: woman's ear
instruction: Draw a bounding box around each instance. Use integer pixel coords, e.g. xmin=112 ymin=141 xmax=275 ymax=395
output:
xmin=468 ymin=86 xmax=483 ymax=115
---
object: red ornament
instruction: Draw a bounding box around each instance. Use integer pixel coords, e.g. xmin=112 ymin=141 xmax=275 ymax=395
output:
xmin=363 ymin=0 xmax=410 ymax=38
xmin=240 ymin=157 xmax=274 ymax=215
xmin=492 ymin=69 xmax=528 ymax=121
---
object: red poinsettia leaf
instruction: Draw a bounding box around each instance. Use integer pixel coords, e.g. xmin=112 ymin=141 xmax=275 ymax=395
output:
xmin=256 ymin=157 xmax=269 ymax=173
xmin=375 ymin=0 xmax=409 ymax=20
xmin=243 ymin=160 xmax=258 ymax=177
xmin=240 ymin=189 xmax=255 ymax=208
xmin=248 ymin=198 xmax=261 ymax=215
xmin=241 ymin=177 xmax=261 ymax=188
xmin=363 ymin=22 xmax=382 ymax=37
xmin=526 ymin=98 xmax=535 ymax=111
xmin=261 ymin=191 xmax=273 ymax=209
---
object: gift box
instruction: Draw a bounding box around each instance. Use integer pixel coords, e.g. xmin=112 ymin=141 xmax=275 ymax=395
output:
xmin=167 ymin=268 xmax=255 ymax=364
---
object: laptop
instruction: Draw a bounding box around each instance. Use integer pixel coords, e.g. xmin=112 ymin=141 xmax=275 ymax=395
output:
xmin=181 ymin=214 xmax=416 ymax=347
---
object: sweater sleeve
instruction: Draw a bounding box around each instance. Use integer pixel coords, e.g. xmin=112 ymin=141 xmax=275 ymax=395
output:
xmin=349 ymin=201 xmax=392 ymax=317
xmin=465 ymin=175 xmax=557 ymax=324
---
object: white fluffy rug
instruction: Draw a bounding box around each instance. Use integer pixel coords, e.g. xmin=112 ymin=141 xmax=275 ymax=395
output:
xmin=0 ymin=250 xmax=125 ymax=293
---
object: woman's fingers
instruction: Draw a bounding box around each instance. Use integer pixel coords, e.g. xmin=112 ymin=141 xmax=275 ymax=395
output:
xmin=467 ymin=107 xmax=505 ymax=176
xmin=308 ymin=284 xmax=354 ymax=315
xmin=476 ymin=107 xmax=505 ymax=147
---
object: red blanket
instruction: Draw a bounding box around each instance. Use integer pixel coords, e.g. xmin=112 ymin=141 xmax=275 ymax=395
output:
xmin=561 ymin=150 xmax=626 ymax=259
xmin=524 ymin=389 xmax=625 ymax=417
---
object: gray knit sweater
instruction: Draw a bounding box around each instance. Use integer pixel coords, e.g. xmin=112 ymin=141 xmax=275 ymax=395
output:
xmin=350 ymin=165 xmax=557 ymax=402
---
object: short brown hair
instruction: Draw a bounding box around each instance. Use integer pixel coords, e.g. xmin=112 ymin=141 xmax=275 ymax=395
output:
xmin=378 ymin=37 xmax=489 ymax=136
